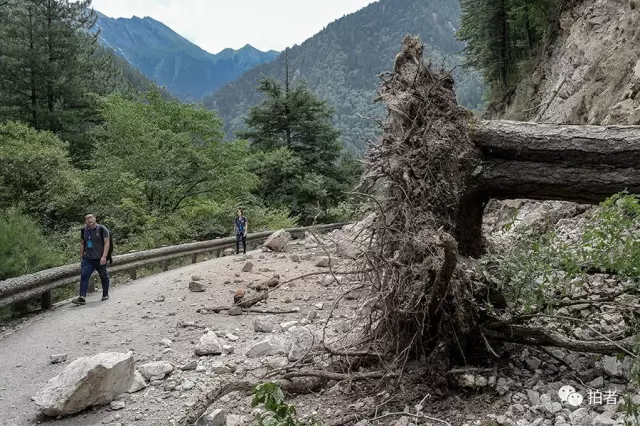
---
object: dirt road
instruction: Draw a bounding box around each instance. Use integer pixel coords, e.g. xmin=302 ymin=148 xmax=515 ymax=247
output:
xmin=0 ymin=240 xmax=355 ymax=426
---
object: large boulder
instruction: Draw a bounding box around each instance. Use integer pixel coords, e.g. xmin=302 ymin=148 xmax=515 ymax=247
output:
xmin=263 ymin=230 xmax=291 ymax=252
xmin=34 ymin=351 xmax=135 ymax=417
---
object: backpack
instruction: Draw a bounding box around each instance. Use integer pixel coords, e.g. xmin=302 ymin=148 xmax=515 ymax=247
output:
xmin=81 ymin=225 xmax=114 ymax=264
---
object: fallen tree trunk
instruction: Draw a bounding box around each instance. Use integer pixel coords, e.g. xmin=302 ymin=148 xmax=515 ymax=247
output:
xmin=469 ymin=119 xmax=640 ymax=203
xmin=454 ymin=120 xmax=640 ymax=256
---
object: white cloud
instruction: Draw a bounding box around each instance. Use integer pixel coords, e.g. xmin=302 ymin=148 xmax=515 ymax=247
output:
xmin=91 ymin=0 xmax=378 ymax=54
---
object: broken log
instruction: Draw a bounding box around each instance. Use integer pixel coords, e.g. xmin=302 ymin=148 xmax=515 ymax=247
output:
xmin=453 ymin=119 xmax=640 ymax=256
xmin=468 ymin=119 xmax=640 ymax=202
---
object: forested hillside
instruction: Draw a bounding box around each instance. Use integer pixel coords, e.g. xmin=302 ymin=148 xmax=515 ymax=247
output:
xmin=95 ymin=12 xmax=279 ymax=101
xmin=202 ymin=0 xmax=486 ymax=153
xmin=0 ymin=0 xmax=360 ymax=289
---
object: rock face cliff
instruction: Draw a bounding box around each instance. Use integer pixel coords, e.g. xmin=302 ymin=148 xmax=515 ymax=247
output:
xmin=499 ymin=0 xmax=640 ymax=125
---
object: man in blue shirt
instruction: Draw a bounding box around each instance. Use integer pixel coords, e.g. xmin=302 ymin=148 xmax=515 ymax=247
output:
xmin=234 ymin=208 xmax=248 ymax=254
xmin=72 ymin=213 xmax=111 ymax=305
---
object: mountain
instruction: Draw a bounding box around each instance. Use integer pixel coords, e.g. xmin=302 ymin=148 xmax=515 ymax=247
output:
xmin=201 ymin=0 xmax=486 ymax=154
xmin=94 ymin=12 xmax=279 ymax=101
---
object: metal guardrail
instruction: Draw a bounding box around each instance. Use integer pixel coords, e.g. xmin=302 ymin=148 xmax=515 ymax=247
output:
xmin=0 ymin=222 xmax=350 ymax=310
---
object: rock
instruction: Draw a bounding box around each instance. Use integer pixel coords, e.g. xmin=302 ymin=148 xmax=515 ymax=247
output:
xmin=189 ymin=281 xmax=206 ymax=292
xmin=526 ymin=357 xmax=542 ymax=370
xmin=307 ymin=311 xmax=318 ymax=322
xmin=592 ymin=412 xmax=616 ymax=426
xmin=197 ymin=408 xmax=227 ymax=426
xmin=225 ymin=333 xmax=239 ymax=341
xmin=226 ymin=414 xmax=249 ymax=426
xmin=540 ymin=393 xmax=562 ymax=414
xmin=570 ymin=408 xmax=590 ymax=426
xmin=457 ymin=373 xmax=489 ymax=388
xmin=160 ymin=339 xmax=172 ymax=348
xmin=155 ymin=295 xmax=166 ymax=302
xmin=192 ymin=275 xmax=203 ymax=281
xmin=182 ymin=379 xmax=195 ymax=391
xmin=301 ymin=253 xmax=313 ymax=261
xmin=263 ymin=229 xmax=291 ymax=252
xmin=50 ymin=354 xmax=68 ymax=364
xmin=588 ymin=376 xmax=605 ymax=389
xmin=223 ymin=248 xmax=235 ymax=256
xmin=527 ymin=389 xmax=541 ymax=406
xmin=254 ymin=317 xmax=282 ymax=333
xmin=333 ymin=321 xmax=350 ymax=333
xmin=128 ymin=370 xmax=147 ymax=393
xmin=228 ymin=306 xmax=242 ymax=316
xmin=280 ymin=321 xmax=299 ymax=331
xmin=33 ymin=352 xmax=135 ymax=417
xmin=223 ymin=345 xmax=235 ymax=354
xmin=315 ymin=257 xmax=332 ymax=267
xmin=138 ymin=361 xmax=174 ymax=380
xmin=291 ymin=254 xmax=301 ymax=263
xmin=246 ymin=337 xmax=288 ymax=358
xmin=180 ymin=360 xmax=198 ymax=371
xmin=314 ymin=303 xmax=324 ymax=310
xmin=195 ymin=331 xmax=223 ymax=356
xmin=110 ymin=400 xmax=125 ymax=410
xmin=603 ymin=356 xmax=620 ymax=378
xmin=242 ymin=262 xmax=254 ymax=273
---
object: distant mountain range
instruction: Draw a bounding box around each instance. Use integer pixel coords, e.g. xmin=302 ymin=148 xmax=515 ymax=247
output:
xmin=202 ymin=0 xmax=486 ymax=153
xmin=94 ymin=12 xmax=279 ymax=101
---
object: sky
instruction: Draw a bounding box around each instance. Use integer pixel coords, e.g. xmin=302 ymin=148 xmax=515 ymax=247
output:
xmin=91 ymin=0 xmax=378 ymax=55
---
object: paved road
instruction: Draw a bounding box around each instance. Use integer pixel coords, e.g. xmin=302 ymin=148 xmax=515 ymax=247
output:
xmin=0 ymin=245 xmax=338 ymax=426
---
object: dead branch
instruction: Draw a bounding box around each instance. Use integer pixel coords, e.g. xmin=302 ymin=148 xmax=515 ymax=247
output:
xmin=483 ymin=322 xmax=636 ymax=355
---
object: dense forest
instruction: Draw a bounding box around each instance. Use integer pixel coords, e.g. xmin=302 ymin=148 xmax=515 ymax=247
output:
xmin=0 ymin=0 xmax=360 ymax=282
xmin=202 ymin=0 xmax=487 ymax=154
xmin=457 ymin=0 xmax=562 ymax=99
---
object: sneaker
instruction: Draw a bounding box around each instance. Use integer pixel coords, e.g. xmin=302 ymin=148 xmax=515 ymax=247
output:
xmin=72 ymin=296 xmax=86 ymax=305
xmin=101 ymin=295 xmax=109 ymax=301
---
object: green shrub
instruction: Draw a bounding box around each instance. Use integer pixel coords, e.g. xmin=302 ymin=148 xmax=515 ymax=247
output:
xmin=251 ymin=382 xmax=323 ymax=426
xmin=0 ymin=209 xmax=65 ymax=280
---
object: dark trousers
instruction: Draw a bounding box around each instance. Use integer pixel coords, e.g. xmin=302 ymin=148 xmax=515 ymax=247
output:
xmin=80 ymin=257 xmax=110 ymax=297
xmin=236 ymin=233 xmax=246 ymax=254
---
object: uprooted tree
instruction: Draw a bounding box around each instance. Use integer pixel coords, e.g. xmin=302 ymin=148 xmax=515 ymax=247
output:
xmin=353 ymin=35 xmax=640 ymax=378
xmin=181 ymin=35 xmax=640 ymax=425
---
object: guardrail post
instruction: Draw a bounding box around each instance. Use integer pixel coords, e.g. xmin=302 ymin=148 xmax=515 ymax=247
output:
xmin=41 ymin=291 xmax=52 ymax=310
xmin=128 ymin=268 xmax=137 ymax=280
xmin=191 ymin=253 xmax=197 ymax=264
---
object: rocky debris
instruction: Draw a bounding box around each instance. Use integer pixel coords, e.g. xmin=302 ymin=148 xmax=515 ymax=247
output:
xmin=315 ymin=257 xmax=332 ymax=267
xmin=246 ymin=336 xmax=289 ymax=358
xmin=180 ymin=360 xmax=198 ymax=371
xmin=34 ymin=351 xmax=135 ymax=417
xmin=291 ymin=254 xmax=301 ymax=263
xmin=110 ymin=400 xmax=125 ymax=410
xmin=155 ymin=295 xmax=166 ymax=302
xmin=197 ymin=408 xmax=227 ymax=426
xmin=228 ymin=306 xmax=242 ymax=316
xmin=223 ymin=248 xmax=235 ymax=256
xmin=128 ymin=370 xmax=147 ymax=393
xmin=50 ymin=354 xmax=67 ymax=364
xmin=160 ymin=339 xmax=172 ymax=348
xmin=254 ymin=317 xmax=283 ymax=333
xmin=263 ymin=229 xmax=291 ymax=252
xmin=195 ymin=331 xmax=224 ymax=356
xmin=314 ymin=302 xmax=324 ymax=310
xmin=189 ymin=280 xmax=206 ymax=292
xmin=191 ymin=275 xmax=203 ymax=281
xmin=138 ymin=361 xmax=174 ymax=380
xmin=242 ymin=262 xmax=254 ymax=272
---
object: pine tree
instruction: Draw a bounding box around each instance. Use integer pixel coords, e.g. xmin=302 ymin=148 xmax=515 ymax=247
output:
xmin=238 ymin=48 xmax=359 ymax=224
xmin=0 ymin=0 xmax=107 ymax=147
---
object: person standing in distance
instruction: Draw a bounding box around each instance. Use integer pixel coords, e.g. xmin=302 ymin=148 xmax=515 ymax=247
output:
xmin=72 ymin=213 xmax=111 ymax=305
xmin=234 ymin=208 xmax=248 ymax=254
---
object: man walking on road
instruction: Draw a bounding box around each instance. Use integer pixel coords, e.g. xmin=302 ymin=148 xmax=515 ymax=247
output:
xmin=72 ymin=213 xmax=111 ymax=305
xmin=234 ymin=208 xmax=248 ymax=254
